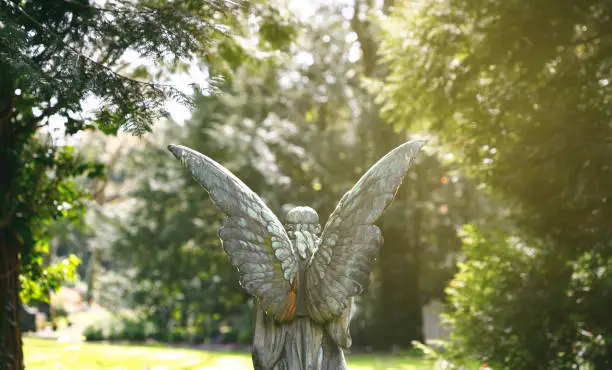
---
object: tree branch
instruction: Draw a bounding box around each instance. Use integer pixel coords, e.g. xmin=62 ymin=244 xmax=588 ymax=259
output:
xmin=61 ymin=0 xmax=158 ymax=15
xmin=350 ymin=0 xmax=377 ymax=77
xmin=15 ymin=3 xmax=201 ymax=97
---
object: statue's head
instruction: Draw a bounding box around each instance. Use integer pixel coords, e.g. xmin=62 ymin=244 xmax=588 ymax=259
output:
xmin=284 ymin=206 xmax=321 ymax=236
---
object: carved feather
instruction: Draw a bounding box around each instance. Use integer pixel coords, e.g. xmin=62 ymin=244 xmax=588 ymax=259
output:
xmin=305 ymin=140 xmax=425 ymax=324
xmin=168 ymin=144 xmax=298 ymax=322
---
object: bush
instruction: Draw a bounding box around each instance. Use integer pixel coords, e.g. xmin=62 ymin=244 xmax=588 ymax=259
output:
xmin=82 ymin=314 xmax=248 ymax=345
xmin=121 ymin=317 xmax=156 ymax=342
xmin=434 ymin=225 xmax=612 ymax=370
xmin=83 ymin=315 xmax=159 ymax=343
xmin=167 ymin=327 xmax=189 ymax=343
xmin=83 ymin=325 xmax=105 ymax=341
xmin=51 ymin=305 xmax=69 ymax=321
xmin=151 ymin=328 xmax=170 ymax=342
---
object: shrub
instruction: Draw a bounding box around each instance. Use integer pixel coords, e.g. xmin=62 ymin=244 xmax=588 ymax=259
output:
xmin=83 ymin=325 xmax=105 ymax=341
xmin=51 ymin=305 xmax=69 ymax=321
xmin=151 ymin=328 xmax=170 ymax=342
xmin=121 ymin=318 xmax=147 ymax=342
xmin=83 ymin=315 xmax=159 ymax=343
xmin=433 ymin=225 xmax=612 ymax=369
xmin=167 ymin=327 xmax=189 ymax=343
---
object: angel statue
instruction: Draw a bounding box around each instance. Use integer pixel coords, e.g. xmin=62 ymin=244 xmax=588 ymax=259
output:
xmin=167 ymin=139 xmax=425 ymax=370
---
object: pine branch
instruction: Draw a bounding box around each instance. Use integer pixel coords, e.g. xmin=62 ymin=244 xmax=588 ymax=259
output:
xmin=15 ymin=3 xmax=185 ymax=93
xmin=61 ymin=0 xmax=157 ymax=15
xmin=10 ymin=1 xmax=227 ymax=133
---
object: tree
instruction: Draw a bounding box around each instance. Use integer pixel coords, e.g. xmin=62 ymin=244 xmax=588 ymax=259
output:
xmin=335 ymin=0 xmax=494 ymax=348
xmin=111 ymin=0 xmax=493 ymax=351
xmin=378 ymin=0 xmax=612 ymax=366
xmin=0 ymin=0 xmax=264 ymax=367
xmin=110 ymin=61 xmax=320 ymax=342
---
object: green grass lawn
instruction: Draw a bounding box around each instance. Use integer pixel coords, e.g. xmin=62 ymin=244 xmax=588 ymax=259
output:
xmin=24 ymin=337 xmax=432 ymax=370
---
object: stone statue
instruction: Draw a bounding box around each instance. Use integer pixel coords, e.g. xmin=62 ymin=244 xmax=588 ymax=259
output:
xmin=168 ymin=140 xmax=425 ymax=370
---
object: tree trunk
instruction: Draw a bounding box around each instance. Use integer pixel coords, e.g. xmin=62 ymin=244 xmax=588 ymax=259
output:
xmin=0 ymin=71 xmax=24 ymax=369
xmin=0 ymin=239 xmax=23 ymax=370
xmin=85 ymin=248 xmax=99 ymax=305
xmin=349 ymin=0 xmax=424 ymax=350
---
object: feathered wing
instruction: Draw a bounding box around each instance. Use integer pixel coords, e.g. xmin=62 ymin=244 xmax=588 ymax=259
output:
xmin=168 ymin=144 xmax=299 ymax=322
xmin=306 ymin=140 xmax=425 ymax=332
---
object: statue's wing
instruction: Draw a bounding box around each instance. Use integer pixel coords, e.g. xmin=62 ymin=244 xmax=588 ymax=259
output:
xmin=168 ymin=144 xmax=299 ymax=322
xmin=306 ymin=140 xmax=425 ymax=324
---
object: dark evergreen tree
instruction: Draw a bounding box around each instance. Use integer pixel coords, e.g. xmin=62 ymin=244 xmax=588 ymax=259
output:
xmin=380 ymin=0 xmax=612 ymax=366
xmin=0 ymin=0 xmax=292 ymax=367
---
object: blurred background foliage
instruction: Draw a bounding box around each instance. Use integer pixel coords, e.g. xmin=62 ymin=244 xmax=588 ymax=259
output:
xmin=82 ymin=2 xmax=494 ymax=348
xmin=3 ymin=0 xmax=611 ymax=368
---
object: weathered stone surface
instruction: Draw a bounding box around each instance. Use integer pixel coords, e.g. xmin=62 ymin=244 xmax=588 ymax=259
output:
xmin=168 ymin=140 xmax=424 ymax=370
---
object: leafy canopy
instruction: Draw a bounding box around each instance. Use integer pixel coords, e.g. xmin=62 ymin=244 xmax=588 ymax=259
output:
xmin=378 ymin=0 xmax=612 ymax=367
xmin=378 ymin=0 xmax=612 ymax=251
